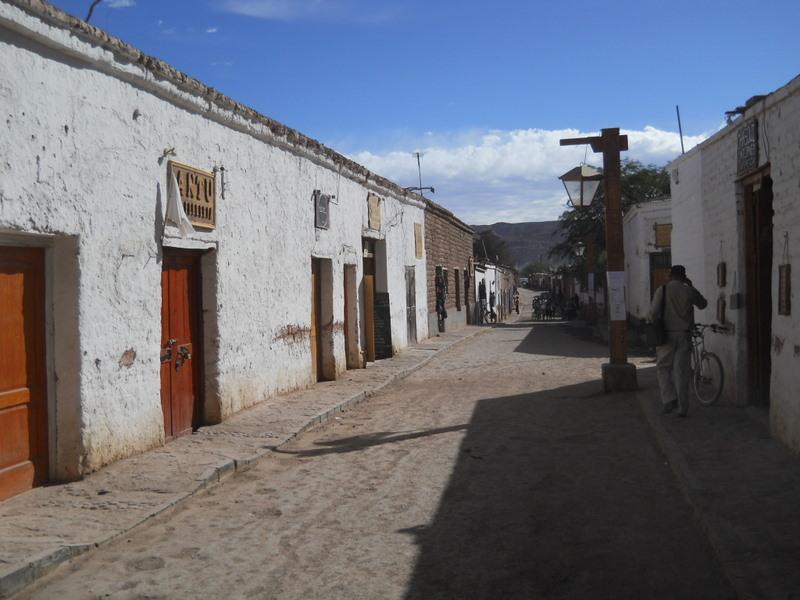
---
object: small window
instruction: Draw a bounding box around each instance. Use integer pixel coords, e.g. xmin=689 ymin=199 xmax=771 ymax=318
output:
xmin=654 ymin=223 xmax=672 ymax=248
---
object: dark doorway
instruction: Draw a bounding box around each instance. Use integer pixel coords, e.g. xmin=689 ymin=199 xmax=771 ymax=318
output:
xmin=649 ymin=251 xmax=672 ymax=298
xmin=744 ymin=174 xmax=773 ymax=407
xmin=161 ymin=249 xmax=204 ymax=440
xmin=362 ymin=239 xmax=376 ymax=362
xmin=405 ymin=266 xmax=417 ymax=345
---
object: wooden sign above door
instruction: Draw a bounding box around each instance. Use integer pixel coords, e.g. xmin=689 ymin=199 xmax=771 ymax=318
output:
xmin=169 ymin=161 xmax=216 ymax=229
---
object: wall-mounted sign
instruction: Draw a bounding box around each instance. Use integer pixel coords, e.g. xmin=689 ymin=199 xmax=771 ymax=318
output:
xmin=367 ymin=193 xmax=381 ymax=230
xmin=313 ymin=190 xmax=330 ymax=229
xmin=779 ymin=264 xmax=791 ymax=316
xmin=414 ymin=223 xmax=423 ymax=258
xmin=169 ymin=161 xmax=216 ymax=229
xmin=737 ymin=118 xmax=759 ymax=175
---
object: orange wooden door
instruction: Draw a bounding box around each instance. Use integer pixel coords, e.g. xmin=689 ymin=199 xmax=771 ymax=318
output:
xmin=161 ymin=250 xmax=202 ymax=440
xmin=310 ymin=259 xmax=323 ymax=381
xmin=0 ymin=247 xmax=48 ymax=501
xmin=363 ymin=255 xmax=376 ymax=362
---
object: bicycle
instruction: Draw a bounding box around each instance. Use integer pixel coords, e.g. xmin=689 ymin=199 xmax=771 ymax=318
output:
xmin=690 ymin=323 xmax=724 ymax=405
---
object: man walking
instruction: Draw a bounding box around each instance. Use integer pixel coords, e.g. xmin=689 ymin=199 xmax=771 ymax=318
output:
xmin=649 ymin=265 xmax=708 ymax=417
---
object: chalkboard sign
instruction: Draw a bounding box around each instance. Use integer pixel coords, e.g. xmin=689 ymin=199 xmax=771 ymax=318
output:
xmin=373 ymin=292 xmax=393 ymax=359
xmin=737 ymin=119 xmax=758 ymax=175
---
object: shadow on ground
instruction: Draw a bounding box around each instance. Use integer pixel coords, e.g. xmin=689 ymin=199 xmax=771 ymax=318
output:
xmin=274 ymin=424 xmax=469 ymax=457
xmin=401 ymin=378 xmax=734 ymax=600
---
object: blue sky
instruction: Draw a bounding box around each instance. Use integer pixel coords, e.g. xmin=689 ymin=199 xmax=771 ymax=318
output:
xmin=50 ymin=0 xmax=800 ymax=223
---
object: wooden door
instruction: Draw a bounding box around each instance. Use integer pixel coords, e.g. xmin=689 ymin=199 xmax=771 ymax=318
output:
xmin=405 ymin=267 xmax=417 ymax=344
xmin=744 ymin=176 xmax=773 ymax=406
xmin=649 ymin=251 xmax=672 ymax=298
xmin=311 ymin=259 xmax=323 ymax=381
xmin=0 ymin=247 xmax=48 ymax=501
xmin=161 ymin=250 xmax=202 ymax=440
xmin=363 ymin=246 xmax=376 ymax=362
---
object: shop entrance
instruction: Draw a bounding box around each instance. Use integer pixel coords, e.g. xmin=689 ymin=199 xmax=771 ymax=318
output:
xmin=362 ymin=240 xmax=377 ymax=362
xmin=0 ymin=247 xmax=48 ymax=500
xmin=160 ymin=249 xmax=204 ymax=440
xmin=744 ymin=174 xmax=773 ymax=407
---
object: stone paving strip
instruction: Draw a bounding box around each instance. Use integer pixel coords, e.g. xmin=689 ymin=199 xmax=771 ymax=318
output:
xmin=637 ymin=366 xmax=800 ymax=600
xmin=0 ymin=327 xmax=486 ymax=599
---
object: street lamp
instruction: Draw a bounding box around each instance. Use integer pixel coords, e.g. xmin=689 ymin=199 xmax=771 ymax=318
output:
xmin=404 ymin=186 xmax=435 ymax=194
xmin=559 ymin=165 xmax=602 ymax=208
xmin=560 ymin=128 xmax=637 ymax=392
xmin=574 ymin=241 xmax=586 ymax=257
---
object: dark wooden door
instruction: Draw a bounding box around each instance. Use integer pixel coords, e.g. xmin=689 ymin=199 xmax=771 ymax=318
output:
xmin=363 ymin=252 xmax=376 ymax=362
xmin=405 ymin=267 xmax=417 ymax=344
xmin=0 ymin=247 xmax=48 ymax=501
xmin=311 ymin=259 xmax=323 ymax=381
xmin=649 ymin=251 xmax=672 ymax=298
xmin=744 ymin=176 xmax=773 ymax=406
xmin=161 ymin=250 xmax=202 ymax=440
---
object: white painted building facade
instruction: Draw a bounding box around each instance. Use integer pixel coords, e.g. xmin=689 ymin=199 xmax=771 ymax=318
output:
xmin=669 ymin=74 xmax=800 ymax=452
xmin=0 ymin=0 xmax=428 ymax=494
xmin=622 ymin=199 xmax=672 ymax=323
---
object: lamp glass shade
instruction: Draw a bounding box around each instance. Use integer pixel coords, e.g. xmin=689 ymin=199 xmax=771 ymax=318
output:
xmin=559 ymin=165 xmax=602 ymax=207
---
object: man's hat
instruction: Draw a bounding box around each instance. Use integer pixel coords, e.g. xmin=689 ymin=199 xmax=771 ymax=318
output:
xmin=670 ymin=265 xmax=687 ymax=279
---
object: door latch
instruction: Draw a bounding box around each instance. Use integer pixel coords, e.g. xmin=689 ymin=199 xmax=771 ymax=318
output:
xmin=160 ymin=338 xmax=177 ymax=364
xmin=175 ymin=344 xmax=192 ymax=370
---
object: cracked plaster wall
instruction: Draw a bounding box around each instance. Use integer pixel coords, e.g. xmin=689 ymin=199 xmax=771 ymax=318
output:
xmin=0 ymin=2 xmax=428 ymax=475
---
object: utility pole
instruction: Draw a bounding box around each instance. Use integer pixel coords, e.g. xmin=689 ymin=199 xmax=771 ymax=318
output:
xmin=560 ymin=128 xmax=637 ymax=392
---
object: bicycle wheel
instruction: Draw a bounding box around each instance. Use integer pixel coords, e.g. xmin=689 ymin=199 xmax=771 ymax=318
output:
xmin=693 ymin=351 xmax=724 ymax=406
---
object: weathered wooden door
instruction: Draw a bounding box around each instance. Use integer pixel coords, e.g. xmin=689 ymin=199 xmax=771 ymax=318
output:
xmin=405 ymin=266 xmax=417 ymax=344
xmin=310 ymin=259 xmax=323 ymax=381
xmin=161 ymin=249 xmax=202 ymax=440
xmin=0 ymin=247 xmax=48 ymax=501
xmin=649 ymin=251 xmax=672 ymax=298
xmin=745 ymin=176 xmax=773 ymax=406
xmin=363 ymin=243 xmax=376 ymax=362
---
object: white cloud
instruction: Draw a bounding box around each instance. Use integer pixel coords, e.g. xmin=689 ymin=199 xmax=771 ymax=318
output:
xmin=220 ymin=0 xmax=397 ymax=23
xmin=106 ymin=0 xmax=136 ymax=8
xmin=348 ymin=126 xmax=711 ymax=224
xmin=206 ymin=27 xmax=219 ymax=33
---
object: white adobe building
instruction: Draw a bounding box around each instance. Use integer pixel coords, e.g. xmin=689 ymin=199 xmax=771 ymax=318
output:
xmin=0 ymin=0 xmax=428 ymax=499
xmin=669 ymin=74 xmax=800 ymax=452
xmin=622 ymin=199 xmax=672 ymax=325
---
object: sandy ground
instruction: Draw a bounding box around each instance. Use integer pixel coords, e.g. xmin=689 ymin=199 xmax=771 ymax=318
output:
xmin=17 ymin=291 xmax=734 ymax=599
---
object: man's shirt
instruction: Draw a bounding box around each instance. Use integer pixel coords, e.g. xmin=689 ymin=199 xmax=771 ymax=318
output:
xmin=649 ymin=279 xmax=708 ymax=332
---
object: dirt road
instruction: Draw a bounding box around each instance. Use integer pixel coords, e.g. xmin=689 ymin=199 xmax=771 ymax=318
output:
xmin=18 ymin=296 xmax=733 ymax=599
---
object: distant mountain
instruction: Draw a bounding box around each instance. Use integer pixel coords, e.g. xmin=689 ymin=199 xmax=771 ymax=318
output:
xmin=472 ymin=221 xmax=563 ymax=268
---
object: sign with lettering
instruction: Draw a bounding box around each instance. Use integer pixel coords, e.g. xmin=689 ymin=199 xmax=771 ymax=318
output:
xmin=314 ymin=190 xmax=330 ymax=229
xmin=367 ymin=193 xmax=382 ymax=230
xmin=169 ymin=161 xmax=216 ymax=229
xmin=414 ymin=223 xmax=423 ymax=258
xmin=737 ymin=119 xmax=759 ymax=176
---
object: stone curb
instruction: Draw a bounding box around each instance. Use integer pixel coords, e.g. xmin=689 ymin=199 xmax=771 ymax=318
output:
xmin=636 ymin=388 xmax=749 ymax=600
xmin=0 ymin=327 xmax=486 ymax=599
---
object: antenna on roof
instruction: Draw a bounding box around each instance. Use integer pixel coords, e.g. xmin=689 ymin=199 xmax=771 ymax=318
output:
xmin=675 ymin=105 xmax=685 ymax=155
xmin=86 ymin=0 xmax=102 ymax=22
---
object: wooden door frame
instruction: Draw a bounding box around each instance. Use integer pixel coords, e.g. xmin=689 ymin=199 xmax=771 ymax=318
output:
xmin=742 ymin=171 xmax=773 ymax=407
xmin=161 ymin=248 xmax=205 ymax=437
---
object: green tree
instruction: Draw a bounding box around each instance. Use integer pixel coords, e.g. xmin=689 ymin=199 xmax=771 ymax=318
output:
xmin=474 ymin=230 xmax=512 ymax=265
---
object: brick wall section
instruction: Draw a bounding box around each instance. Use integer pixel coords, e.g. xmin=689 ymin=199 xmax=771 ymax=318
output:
xmin=424 ymin=201 xmax=474 ymax=315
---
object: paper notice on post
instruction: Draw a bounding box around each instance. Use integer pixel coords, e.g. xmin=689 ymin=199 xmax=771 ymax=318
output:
xmin=606 ymin=271 xmax=627 ymax=321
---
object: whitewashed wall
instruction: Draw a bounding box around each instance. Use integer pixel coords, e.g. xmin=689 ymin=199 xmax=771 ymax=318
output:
xmin=623 ymin=200 xmax=671 ymax=321
xmin=668 ymin=75 xmax=800 ymax=451
xmin=0 ymin=2 xmax=427 ymax=476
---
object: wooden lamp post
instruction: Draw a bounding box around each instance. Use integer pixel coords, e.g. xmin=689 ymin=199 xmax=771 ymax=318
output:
xmin=559 ymin=128 xmax=637 ymax=392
